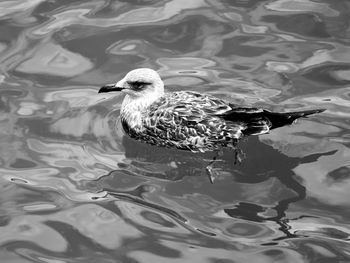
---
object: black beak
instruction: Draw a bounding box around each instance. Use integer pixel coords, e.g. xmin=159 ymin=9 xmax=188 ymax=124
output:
xmin=98 ymin=84 xmax=124 ymax=93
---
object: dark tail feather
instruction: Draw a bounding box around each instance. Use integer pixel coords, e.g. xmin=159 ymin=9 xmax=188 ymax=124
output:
xmin=220 ymin=108 xmax=326 ymax=135
xmin=263 ymin=108 xmax=326 ymax=129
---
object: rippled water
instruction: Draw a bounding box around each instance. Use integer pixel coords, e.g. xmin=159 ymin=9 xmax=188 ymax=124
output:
xmin=1 ymin=0 xmax=350 ymax=262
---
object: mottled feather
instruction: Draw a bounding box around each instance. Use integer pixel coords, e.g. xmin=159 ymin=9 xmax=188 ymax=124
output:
xmin=121 ymin=91 xmax=245 ymax=152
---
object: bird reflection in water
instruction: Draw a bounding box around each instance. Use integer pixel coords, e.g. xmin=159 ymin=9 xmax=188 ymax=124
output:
xmin=96 ymin=129 xmax=335 ymax=239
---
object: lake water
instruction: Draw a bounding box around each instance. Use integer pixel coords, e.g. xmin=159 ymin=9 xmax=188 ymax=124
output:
xmin=1 ymin=0 xmax=350 ymax=262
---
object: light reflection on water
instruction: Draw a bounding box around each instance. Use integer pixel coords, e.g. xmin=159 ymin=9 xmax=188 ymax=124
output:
xmin=0 ymin=0 xmax=350 ymax=262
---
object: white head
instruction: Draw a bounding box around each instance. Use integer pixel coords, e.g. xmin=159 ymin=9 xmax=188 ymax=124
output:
xmin=99 ymin=68 xmax=165 ymax=129
xmin=99 ymin=68 xmax=164 ymax=99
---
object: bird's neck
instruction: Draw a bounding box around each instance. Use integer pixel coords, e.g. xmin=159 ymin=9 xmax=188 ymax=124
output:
xmin=120 ymin=93 xmax=162 ymax=130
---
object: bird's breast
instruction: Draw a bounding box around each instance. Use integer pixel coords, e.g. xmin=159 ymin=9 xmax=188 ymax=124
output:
xmin=120 ymin=102 xmax=144 ymax=131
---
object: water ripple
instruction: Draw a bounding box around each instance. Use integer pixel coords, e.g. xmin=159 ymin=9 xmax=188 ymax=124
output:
xmin=1 ymin=0 xmax=350 ymax=262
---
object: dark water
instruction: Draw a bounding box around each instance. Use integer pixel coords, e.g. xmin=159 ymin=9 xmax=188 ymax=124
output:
xmin=1 ymin=0 xmax=350 ymax=262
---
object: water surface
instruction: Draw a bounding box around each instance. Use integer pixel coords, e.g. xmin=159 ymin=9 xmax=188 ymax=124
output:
xmin=1 ymin=0 xmax=350 ymax=262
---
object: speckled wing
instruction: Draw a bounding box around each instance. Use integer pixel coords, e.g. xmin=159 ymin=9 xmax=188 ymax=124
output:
xmin=138 ymin=91 xmax=245 ymax=152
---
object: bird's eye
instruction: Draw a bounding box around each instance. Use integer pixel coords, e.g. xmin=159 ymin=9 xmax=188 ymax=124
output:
xmin=127 ymin=81 xmax=151 ymax=90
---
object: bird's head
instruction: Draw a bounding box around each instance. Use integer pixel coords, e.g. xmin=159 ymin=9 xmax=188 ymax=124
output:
xmin=99 ymin=68 xmax=164 ymax=99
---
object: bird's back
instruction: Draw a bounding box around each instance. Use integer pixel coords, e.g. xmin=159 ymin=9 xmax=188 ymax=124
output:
xmin=123 ymin=91 xmax=246 ymax=152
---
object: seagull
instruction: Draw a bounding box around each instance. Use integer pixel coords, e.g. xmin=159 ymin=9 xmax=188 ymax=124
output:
xmin=99 ymin=68 xmax=325 ymax=154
